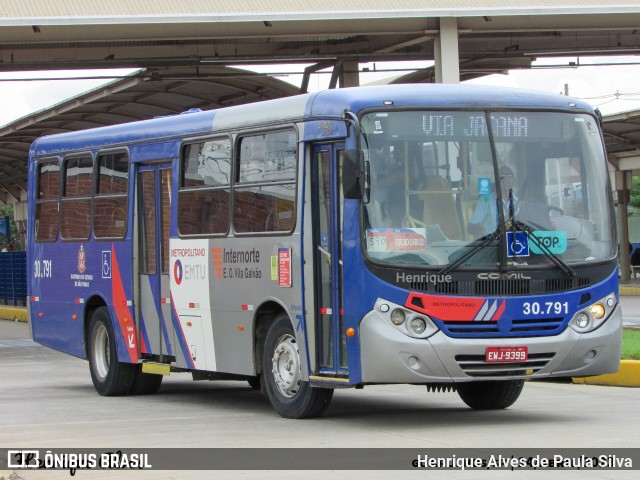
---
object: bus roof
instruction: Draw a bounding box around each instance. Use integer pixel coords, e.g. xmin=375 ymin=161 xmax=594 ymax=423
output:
xmin=30 ymin=84 xmax=594 ymax=157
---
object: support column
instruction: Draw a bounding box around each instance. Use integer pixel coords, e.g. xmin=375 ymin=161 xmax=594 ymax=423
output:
xmin=339 ymin=61 xmax=360 ymax=88
xmin=616 ymin=169 xmax=632 ymax=281
xmin=434 ymin=17 xmax=460 ymax=84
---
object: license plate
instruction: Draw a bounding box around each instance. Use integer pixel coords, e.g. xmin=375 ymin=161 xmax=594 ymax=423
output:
xmin=485 ymin=346 xmax=528 ymax=363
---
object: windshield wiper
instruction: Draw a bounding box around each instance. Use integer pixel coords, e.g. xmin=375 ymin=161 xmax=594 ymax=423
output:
xmin=437 ymin=229 xmax=500 ymax=276
xmin=510 ymin=218 xmax=576 ymax=277
xmin=439 ymin=190 xmax=575 ymax=277
xmin=506 ymin=188 xmax=575 ymax=277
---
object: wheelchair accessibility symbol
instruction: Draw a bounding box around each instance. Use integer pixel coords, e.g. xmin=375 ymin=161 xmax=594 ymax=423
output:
xmin=506 ymin=232 xmax=529 ymax=257
xmin=102 ymin=251 xmax=112 ymax=279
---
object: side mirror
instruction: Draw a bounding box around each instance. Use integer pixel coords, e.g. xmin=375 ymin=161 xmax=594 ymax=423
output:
xmin=342 ymin=150 xmax=365 ymax=199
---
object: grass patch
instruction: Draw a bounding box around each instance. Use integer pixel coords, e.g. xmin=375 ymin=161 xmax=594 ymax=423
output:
xmin=622 ymin=329 xmax=640 ymax=360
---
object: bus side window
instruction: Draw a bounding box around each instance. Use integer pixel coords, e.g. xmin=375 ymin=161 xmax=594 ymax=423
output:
xmin=60 ymin=155 xmax=93 ymax=240
xmin=179 ymin=138 xmax=231 ymax=236
xmin=233 ymin=130 xmax=297 ymax=234
xmin=94 ymin=151 xmax=129 ymax=239
xmin=35 ymin=159 xmax=61 ymax=242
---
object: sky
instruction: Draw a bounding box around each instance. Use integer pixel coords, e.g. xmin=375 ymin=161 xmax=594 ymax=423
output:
xmin=1 ymin=56 xmax=640 ymax=128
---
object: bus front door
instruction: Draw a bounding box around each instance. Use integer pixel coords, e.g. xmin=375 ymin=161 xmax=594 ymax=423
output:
xmin=312 ymin=144 xmax=347 ymax=377
xmin=136 ymin=164 xmax=173 ymax=361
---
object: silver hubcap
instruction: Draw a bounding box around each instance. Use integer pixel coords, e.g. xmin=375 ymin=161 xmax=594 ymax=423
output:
xmin=92 ymin=324 xmax=110 ymax=382
xmin=271 ymin=333 xmax=301 ymax=398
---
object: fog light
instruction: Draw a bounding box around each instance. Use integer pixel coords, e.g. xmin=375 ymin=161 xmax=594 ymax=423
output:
xmin=410 ymin=318 xmax=427 ymax=335
xmin=390 ymin=308 xmax=406 ymax=325
xmin=575 ymin=313 xmax=590 ymax=329
xmin=590 ymin=304 xmax=605 ymax=320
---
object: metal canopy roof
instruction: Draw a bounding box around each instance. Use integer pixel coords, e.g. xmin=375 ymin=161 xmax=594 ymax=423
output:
xmin=603 ymin=111 xmax=640 ymax=169
xmin=1 ymin=2 xmax=639 ymax=73
xmin=0 ymin=66 xmax=299 ymax=203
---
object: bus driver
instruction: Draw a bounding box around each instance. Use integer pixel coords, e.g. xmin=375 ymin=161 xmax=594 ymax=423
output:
xmin=468 ymin=164 xmax=518 ymax=237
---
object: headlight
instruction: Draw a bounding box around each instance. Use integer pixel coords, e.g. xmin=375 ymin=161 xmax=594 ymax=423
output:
xmin=390 ymin=308 xmax=406 ymax=325
xmin=410 ymin=318 xmax=427 ymax=335
xmin=575 ymin=313 xmax=590 ymax=329
xmin=375 ymin=299 xmax=440 ymax=339
xmin=570 ymin=293 xmax=617 ymax=333
xmin=590 ymin=304 xmax=605 ymax=320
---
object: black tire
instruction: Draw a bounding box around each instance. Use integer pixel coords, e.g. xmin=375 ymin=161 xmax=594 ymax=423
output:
xmin=88 ymin=306 xmax=137 ymax=396
xmin=457 ymin=380 xmax=525 ymax=410
xmin=130 ymin=366 xmax=163 ymax=395
xmin=262 ymin=314 xmax=333 ymax=419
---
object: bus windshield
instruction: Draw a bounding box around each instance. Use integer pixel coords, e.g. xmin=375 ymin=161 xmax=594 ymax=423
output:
xmin=361 ymin=110 xmax=615 ymax=269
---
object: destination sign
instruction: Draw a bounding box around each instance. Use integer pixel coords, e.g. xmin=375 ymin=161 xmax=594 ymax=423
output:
xmin=362 ymin=111 xmax=580 ymax=141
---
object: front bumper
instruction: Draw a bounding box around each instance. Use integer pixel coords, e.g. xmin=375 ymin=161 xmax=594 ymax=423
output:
xmin=359 ymin=304 xmax=622 ymax=383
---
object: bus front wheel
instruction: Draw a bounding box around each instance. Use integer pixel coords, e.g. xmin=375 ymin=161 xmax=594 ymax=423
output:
xmin=456 ymin=379 xmax=525 ymax=410
xmin=88 ymin=307 xmax=136 ymax=396
xmin=262 ymin=314 xmax=333 ymax=418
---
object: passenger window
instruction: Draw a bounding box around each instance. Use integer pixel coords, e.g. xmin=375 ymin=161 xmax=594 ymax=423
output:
xmin=94 ymin=151 xmax=129 ymax=239
xmin=35 ymin=159 xmax=60 ymax=242
xmin=234 ymin=130 xmax=297 ymax=233
xmin=60 ymin=155 xmax=93 ymax=240
xmin=179 ymin=138 xmax=231 ymax=235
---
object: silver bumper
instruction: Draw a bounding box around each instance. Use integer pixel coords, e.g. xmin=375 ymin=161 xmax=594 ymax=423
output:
xmin=359 ymin=304 xmax=622 ymax=383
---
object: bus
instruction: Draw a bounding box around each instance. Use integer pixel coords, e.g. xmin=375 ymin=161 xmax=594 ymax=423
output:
xmin=27 ymin=84 xmax=621 ymax=418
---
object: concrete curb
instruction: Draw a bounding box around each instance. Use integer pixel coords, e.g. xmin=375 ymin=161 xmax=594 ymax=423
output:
xmin=0 ymin=306 xmax=27 ymax=322
xmin=619 ymin=284 xmax=640 ymax=296
xmin=572 ymin=360 xmax=640 ymax=387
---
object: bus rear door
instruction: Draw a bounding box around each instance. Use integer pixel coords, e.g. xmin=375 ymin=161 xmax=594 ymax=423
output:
xmin=136 ymin=163 xmax=174 ymax=361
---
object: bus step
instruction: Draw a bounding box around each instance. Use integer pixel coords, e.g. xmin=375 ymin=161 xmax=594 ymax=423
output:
xmin=309 ymin=375 xmax=351 ymax=388
xmin=141 ymin=362 xmax=171 ymax=376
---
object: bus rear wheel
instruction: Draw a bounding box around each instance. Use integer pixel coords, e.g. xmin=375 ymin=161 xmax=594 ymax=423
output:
xmin=130 ymin=367 xmax=163 ymax=395
xmin=88 ymin=307 xmax=136 ymax=396
xmin=456 ymin=379 xmax=525 ymax=410
xmin=262 ymin=314 xmax=333 ymax=418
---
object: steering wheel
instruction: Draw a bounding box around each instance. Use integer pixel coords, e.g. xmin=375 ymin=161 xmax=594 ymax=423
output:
xmin=547 ymin=204 xmax=564 ymax=215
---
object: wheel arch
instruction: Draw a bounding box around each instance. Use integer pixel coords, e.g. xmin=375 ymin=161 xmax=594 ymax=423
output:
xmin=252 ymin=299 xmax=294 ymax=377
xmin=83 ymin=295 xmax=108 ymax=359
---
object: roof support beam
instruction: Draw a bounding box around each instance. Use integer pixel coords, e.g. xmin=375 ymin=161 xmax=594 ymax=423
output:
xmin=434 ymin=17 xmax=460 ymax=84
xmin=300 ymin=62 xmax=333 ymax=93
xmin=0 ymin=183 xmax=22 ymax=203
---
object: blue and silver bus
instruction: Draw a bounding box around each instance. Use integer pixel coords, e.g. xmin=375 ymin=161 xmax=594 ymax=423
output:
xmin=27 ymin=84 xmax=621 ymax=418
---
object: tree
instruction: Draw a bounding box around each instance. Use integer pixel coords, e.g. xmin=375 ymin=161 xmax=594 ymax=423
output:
xmin=630 ymin=176 xmax=640 ymax=212
xmin=0 ymin=204 xmax=21 ymax=251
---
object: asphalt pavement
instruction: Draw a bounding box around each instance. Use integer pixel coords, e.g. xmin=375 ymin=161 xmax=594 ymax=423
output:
xmin=620 ymin=296 xmax=640 ymax=327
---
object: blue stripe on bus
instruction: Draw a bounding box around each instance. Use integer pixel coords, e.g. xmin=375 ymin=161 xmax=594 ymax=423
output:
xmin=170 ymin=292 xmax=195 ymax=370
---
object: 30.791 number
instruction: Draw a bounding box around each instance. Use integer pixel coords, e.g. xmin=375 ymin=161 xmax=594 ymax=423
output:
xmin=522 ymin=301 xmax=569 ymax=315
xmin=34 ymin=259 xmax=52 ymax=278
